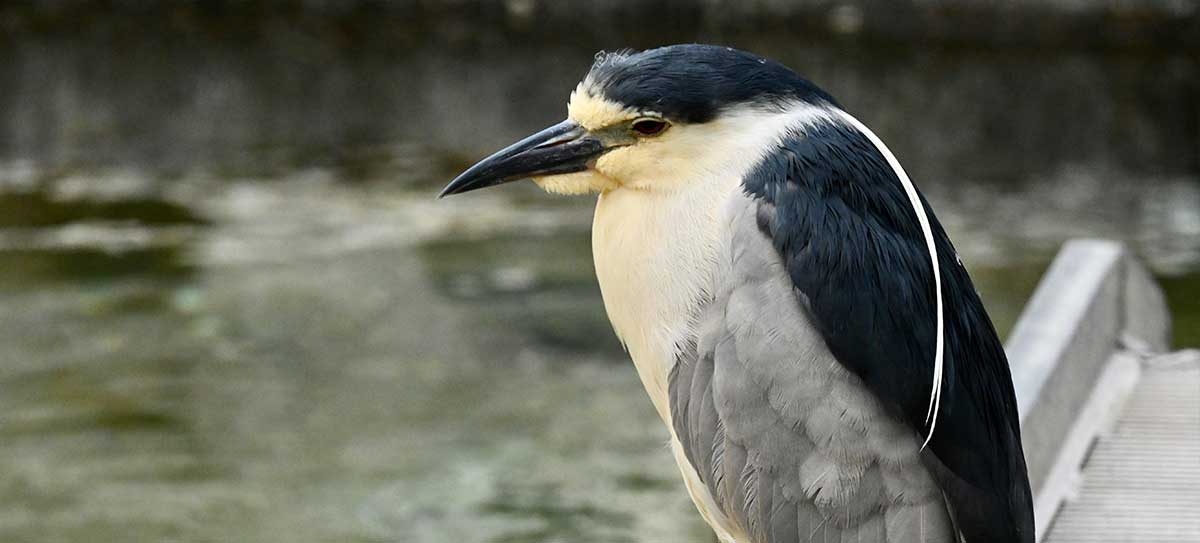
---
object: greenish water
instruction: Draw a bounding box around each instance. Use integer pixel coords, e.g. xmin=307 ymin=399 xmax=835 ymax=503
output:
xmin=1 ymin=14 xmax=1198 ymax=543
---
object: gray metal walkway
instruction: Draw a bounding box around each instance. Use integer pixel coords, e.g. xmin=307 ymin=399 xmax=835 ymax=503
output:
xmin=1045 ymin=349 xmax=1200 ymax=542
xmin=1006 ymin=239 xmax=1200 ymax=542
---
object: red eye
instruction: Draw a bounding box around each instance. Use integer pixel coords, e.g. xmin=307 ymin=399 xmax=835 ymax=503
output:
xmin=631 ymin=119 xmax=668 ymax=136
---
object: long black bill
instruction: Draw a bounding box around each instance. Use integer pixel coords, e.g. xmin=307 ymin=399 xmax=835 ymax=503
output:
xmin=439 ymin=120 xmax=603 ymax=198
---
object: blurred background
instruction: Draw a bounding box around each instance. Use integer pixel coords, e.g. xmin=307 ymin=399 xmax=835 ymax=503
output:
xmin=0 ymin=1 xmax=1197 ymax=542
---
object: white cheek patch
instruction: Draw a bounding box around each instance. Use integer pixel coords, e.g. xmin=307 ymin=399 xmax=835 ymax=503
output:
xmin=595 ymin=104 xmax=834 ymax=193
xmin=593 ymin=146 xmax=642 ymax=184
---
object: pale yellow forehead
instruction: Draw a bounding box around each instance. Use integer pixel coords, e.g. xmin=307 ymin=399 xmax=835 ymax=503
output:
xmin=567 ymin=84 xmax=641 ymax=131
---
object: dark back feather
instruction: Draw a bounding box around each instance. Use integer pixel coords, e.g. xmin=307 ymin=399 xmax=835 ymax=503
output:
xmin=743 ymin=118 xmax=1035 ymax=542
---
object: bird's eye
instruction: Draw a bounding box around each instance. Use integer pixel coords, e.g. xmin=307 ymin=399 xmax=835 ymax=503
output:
xmin=631 ymin=119 xmax=669 ymax=137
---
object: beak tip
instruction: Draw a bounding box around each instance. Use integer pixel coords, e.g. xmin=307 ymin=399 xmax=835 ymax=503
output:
xmin=437 ymin=177 xmax=468 ymax=199
xmin=437 ymin=120 xmax=595 ymax=201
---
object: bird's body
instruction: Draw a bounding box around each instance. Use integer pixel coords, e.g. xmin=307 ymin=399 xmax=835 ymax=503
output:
xmin=593 ymin=104 xmax=957 ymax=542
xmin=669 ymin=189 xmax=953 ymax=542
xmin=441 ymin=44 xmax=1034 ymax=543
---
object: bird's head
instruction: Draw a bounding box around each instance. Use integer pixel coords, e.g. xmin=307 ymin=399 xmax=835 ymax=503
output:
xmin=439 ymin=44 xmax=837 ymax=197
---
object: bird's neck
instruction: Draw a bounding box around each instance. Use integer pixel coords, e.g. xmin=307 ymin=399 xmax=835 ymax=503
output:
xmin=592 ymin=180 xmax=738 ymax=423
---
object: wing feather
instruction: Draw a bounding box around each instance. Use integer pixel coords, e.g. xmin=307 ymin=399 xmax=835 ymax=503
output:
xmin=668 ymin=111 xmax=1033 ymax=542
xmin=741 ymin=113 xmax=1034 ymax=542
xmin=668 ymin=188 xmax=957 ymax=542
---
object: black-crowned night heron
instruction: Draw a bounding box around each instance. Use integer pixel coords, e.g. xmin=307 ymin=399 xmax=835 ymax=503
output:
xmin=440 ymin=44 xmax=1033 ymax=543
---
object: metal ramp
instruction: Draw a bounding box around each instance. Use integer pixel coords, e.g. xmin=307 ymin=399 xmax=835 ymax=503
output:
xmin=1045 ymin=350 xmax=1200 ymax=542
xmin=1006 ymin=239 xmax=1200 ymax=542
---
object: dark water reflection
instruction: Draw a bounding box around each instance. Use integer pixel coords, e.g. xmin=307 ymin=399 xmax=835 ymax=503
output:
xmin=1 ymin=14 xmax=1198 ymax=543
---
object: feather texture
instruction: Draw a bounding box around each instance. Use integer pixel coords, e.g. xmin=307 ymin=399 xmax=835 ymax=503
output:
xmin=740 ymin=116 xmax=1034 ymax=542
xmin=670 ymin=191 xmax=956 ymax=542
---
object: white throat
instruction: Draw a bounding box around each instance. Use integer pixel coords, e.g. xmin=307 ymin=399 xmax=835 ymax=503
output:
xmin=590 ymin=103 xmax=831 ymax=423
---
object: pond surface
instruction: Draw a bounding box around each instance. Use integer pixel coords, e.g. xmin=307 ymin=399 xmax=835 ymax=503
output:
xmin=0 ymin=15 xmax=1198 ymax=543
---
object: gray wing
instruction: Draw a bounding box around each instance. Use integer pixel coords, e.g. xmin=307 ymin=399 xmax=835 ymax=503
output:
xmin=669 ymin=193 xmax=957 ymax=543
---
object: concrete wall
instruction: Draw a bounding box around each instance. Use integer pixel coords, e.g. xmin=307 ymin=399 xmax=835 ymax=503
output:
xmin=1006 ymin=239 xmax=1171 ymax=537
xmin=1 ymin=2 xmax=1197 ymax=182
